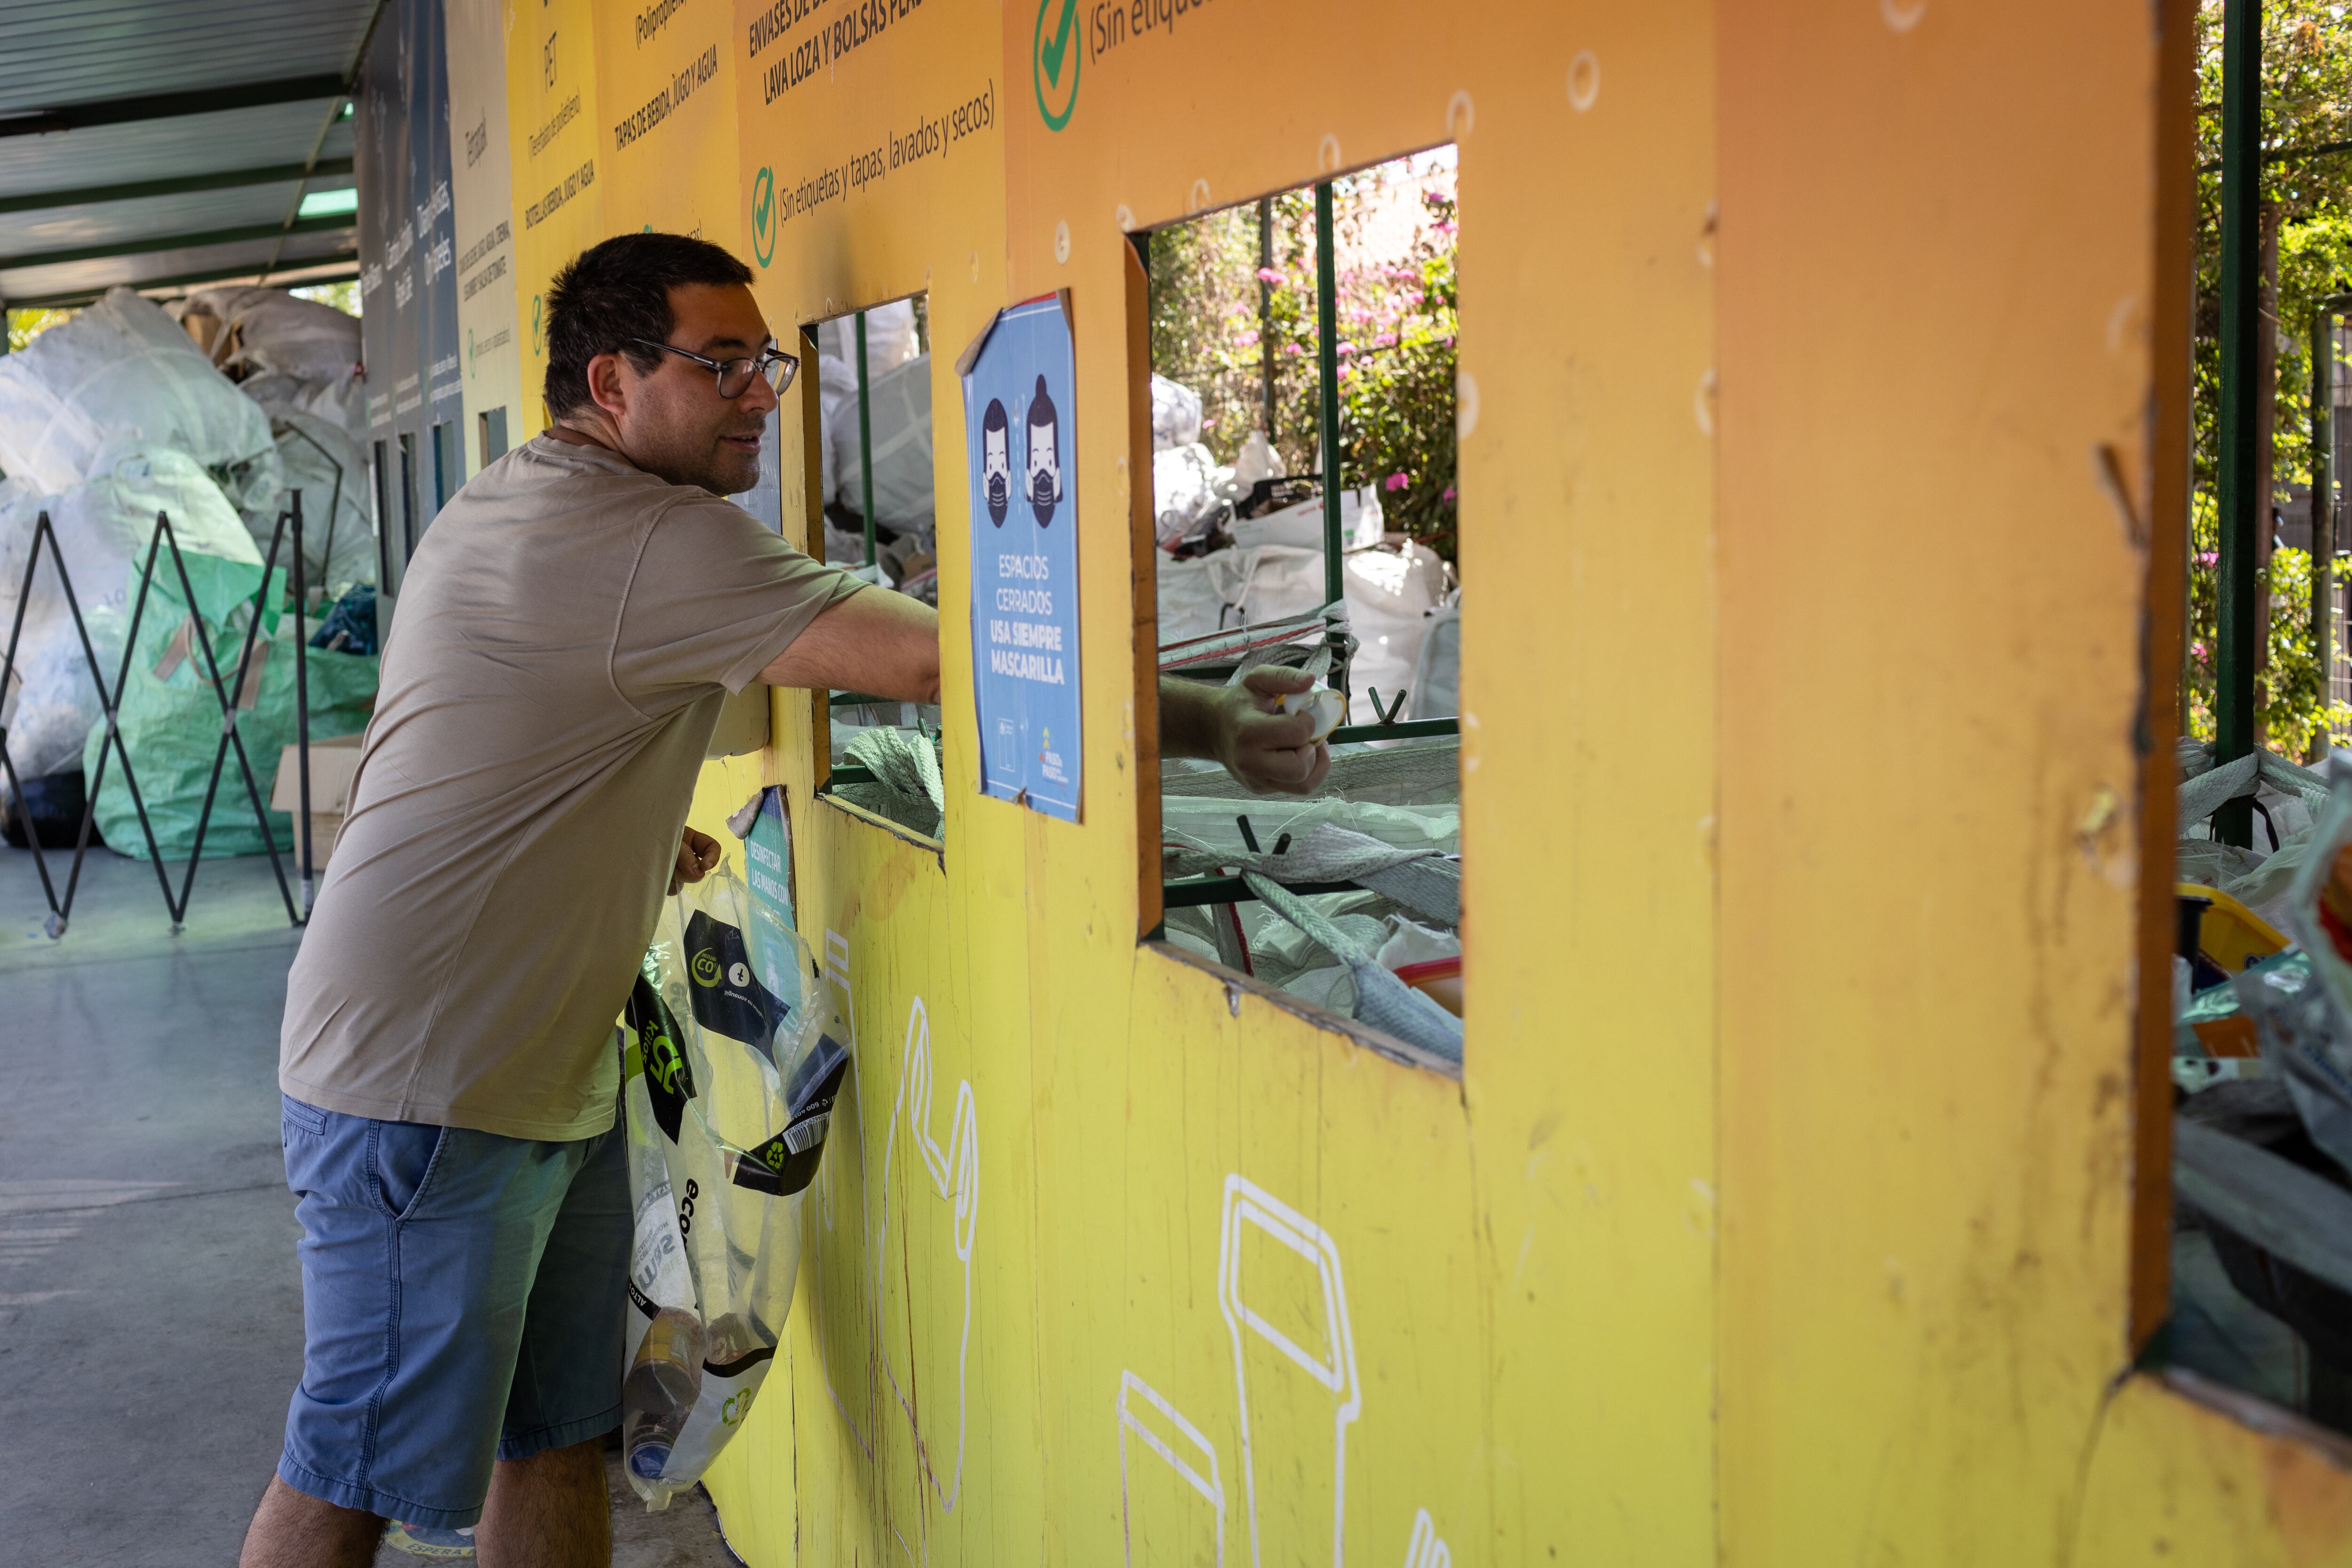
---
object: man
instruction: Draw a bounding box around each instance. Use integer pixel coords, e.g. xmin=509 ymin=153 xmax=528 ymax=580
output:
xmin=242 ymin=232 xmax=1329 ymax=1568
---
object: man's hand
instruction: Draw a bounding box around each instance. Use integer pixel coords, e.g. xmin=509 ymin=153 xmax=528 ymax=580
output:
xmin=670 ymin=826 xmax=722 ymax=895
xmin=1161 ymin=666 xmax=1333 ymax=797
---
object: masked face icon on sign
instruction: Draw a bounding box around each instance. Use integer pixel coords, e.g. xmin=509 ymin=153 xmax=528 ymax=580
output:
xmin=982 ymin=398 xmax=1012 ymax=527
xmin=1024 ymin=374 xmax=1062 ymax=526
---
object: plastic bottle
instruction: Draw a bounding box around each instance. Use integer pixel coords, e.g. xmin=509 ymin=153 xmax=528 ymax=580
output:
xmin=623 ymin=1307 xmax=707 ymax=1481
xmin=704 ymin=1309 xmax=774 ymax=1371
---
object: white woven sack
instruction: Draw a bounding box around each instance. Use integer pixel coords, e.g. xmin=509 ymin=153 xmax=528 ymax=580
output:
xmin=259 ymin=412 xmax=380 ymax=594
xmin=1152 ymin=441 xmax=1230 ymax=546
xmin=0 ymin=288 xmax=274 ymax=493
xmin=1151 ymin=373 xmax=1203 ymax=451
xmin=1344 ymin=542 xmax=1445 ymax=710
xmin=187 ymin=286 xmax=361 ymax=383
xmin=825 ymin=352 xmax=934 ymax=532
xmin=816 ymin=299 xmax=917 ymax=379
xmin=0 ymin=481 xmax=108 ymax=779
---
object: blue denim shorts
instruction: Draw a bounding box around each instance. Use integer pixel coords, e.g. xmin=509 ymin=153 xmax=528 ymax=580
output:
xmin=276 ymin=1094 xmax=629 ymax=1528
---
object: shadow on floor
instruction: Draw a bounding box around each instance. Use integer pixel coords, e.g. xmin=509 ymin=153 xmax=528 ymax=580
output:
xmin=0 ymin=846 xmax=743 ymax=1567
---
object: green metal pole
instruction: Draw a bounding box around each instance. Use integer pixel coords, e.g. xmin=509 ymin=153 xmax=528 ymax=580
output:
xmin=856 ymin=309 xmax=876 ymax=569
xmin=2315 ymin=305 xmax=2336 ymax=754
xmin=2215 ymin=0 xmax=2263 ymax=845
xmin=1259 ymin=197 xmax=1276 ymax=437
xmin=1316 ymin=182 xmax=1343 ymax=610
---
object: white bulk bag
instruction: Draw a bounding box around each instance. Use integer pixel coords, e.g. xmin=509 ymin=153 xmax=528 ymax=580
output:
xmin=186 ymin=286 xmax=362 ymax=384
xmin=1343 ymin=542 xmax=1446 ymax=713
xmin=1151 ymin=373 xmax=1203 ymax=451
xmin=824 ymin=352 xmax=934 ymax=532
xmin=0 ymin=288 xmax=276 ymax=495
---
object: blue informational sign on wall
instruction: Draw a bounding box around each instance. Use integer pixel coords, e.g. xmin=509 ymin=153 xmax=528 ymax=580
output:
xmin=961 ymin=294 xmax=1082 ymax=822
xmin=356 ymin=0 xmax=461 ymax=600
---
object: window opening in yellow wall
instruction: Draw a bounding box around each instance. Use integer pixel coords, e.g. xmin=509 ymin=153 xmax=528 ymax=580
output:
xmin=2164 ymin=22 xmax=2352 ymax=1433
xmin=1143 ymin=149 xmax=1464 ymax=1063
xmin=810 ymin=293 xmax=946 ymax=846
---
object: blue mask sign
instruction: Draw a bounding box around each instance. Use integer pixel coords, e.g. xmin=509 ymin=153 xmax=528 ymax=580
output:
xmin=960 ymin=293 xmax=1081 ymax=822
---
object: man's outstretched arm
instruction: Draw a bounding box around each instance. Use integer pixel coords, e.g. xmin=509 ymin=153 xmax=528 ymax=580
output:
xmin=761 ymin=586 xmax=943 ymax=701
xmin=760 ymin=592 xmax=1328 ymax=795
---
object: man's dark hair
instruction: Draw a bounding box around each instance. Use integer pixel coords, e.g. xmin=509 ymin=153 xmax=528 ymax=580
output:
xmin=542 ymin=232 xmax=754 ymax=419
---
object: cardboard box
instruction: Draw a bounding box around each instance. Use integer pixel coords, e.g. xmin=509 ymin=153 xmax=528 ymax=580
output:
xmin=270 ymin=732 xmax=364 ymax=871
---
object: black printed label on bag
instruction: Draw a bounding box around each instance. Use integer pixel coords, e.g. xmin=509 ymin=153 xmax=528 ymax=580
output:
xmin=731 ymin=1041 xmax=850 ymax=1196
xmin=683 ymin=910 xmax=789 ymax=1047
xmin=625 ymin=975 xmax=695 ymax=1142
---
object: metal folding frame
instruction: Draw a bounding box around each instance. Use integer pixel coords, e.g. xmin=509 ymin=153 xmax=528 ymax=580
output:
xmin=0 ymin=494 xmax=314 ymax=936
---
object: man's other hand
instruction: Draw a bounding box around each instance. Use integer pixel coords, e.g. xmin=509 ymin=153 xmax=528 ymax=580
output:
xmin=1184 ymin=666 xmax=1332 ymax=797
xmin=670 ymin=826 xmax=722 ymax=895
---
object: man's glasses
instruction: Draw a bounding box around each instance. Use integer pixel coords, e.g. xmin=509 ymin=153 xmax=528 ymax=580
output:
xmin=630 ymin=338 xmax=799 ymax=399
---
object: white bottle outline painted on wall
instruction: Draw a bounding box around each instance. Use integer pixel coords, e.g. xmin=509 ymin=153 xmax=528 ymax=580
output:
xmin=1119 ymin=1174 xmax=1457 ymax=1566
xmin=1400 ymin=1508 xmax=1451 ymax=1568
xmin=1117 ymin=1369 xmax=1225 ymax=1567
xmin=798 ymin=934 xmax=982 ymax=1544
xmin=1218 ymin=1172 xmax=1361 ymax=1568
xmin=879 ymin=994 xmax=980 ymax=1510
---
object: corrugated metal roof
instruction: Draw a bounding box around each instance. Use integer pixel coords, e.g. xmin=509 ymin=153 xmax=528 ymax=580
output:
xmin=3 ymin=229 xmax=355 ymax=305
xmin=0 ymin=0 xmax=378 ymax=114
xmin=8 ymin=182 xmax=330 ymax=250
xmin=0 ymin=108 xmax=354 ymax=201
xmin=0 ymin=0 xmax=380 ymax=308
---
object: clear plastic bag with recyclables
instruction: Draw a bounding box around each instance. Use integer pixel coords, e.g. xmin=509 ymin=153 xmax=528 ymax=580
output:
xmin=618 ymin=864 xmax=848 ymax=1509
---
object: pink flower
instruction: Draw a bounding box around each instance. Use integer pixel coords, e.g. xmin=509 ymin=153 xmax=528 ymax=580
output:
xmin=1442 ymin=485 xmax=1457 ymax=502
xmin=1384 ymin=472 xmax=1409 ymax=491
xmin=1283 ymin=342 xmax=1304 ymax=356
xmin=1337 ymin=341 xmax=1357 ymax=356
xmin=1375 ymin=333 xmax=1398 ymax=348
xmin=1256 ymin=267 xmax=1283 ymax=285
xmin=1234 ymin=328 xmax=1260 ymax=348
xmin=2196 ymin=551 xmax=2218 ymax=566
xmin=2192 ymin=640 xmax=2209 ymax=659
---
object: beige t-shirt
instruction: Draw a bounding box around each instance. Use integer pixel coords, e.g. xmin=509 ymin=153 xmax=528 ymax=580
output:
xmin=279 ymin=435 xmax=863 ymax=1140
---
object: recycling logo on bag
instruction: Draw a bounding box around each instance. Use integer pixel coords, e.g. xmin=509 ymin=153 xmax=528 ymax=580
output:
xmin=731 ymin=1035 xmax=849 ymax=1197
xmin=624 ymin=975 xmax=694 ymax=1143
xmin=683 ymin=910 xmax=790 ymax=1047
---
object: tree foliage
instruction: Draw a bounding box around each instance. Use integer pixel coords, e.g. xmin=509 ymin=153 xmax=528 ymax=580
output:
xmin=1145 ymin=154 xmax=1461 ymax=559
xmin=2189 ymin=0 xmax=2352 ymax=747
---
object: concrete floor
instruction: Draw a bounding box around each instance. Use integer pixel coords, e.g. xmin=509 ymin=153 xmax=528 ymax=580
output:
xmin=0 ymin=843 xmax=743 ymax=1566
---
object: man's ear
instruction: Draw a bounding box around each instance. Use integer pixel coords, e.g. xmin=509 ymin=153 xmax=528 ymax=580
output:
xmin=585 ymin=350 xmax=632 ymax=421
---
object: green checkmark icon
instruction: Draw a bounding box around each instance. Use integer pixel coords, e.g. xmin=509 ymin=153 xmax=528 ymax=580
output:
xmin=1041 ymin=0 xmax=1076 ymax=83
xmin=1032 ymin=0 xmax=1080 ymax=130
xmin=751 ymin=167 xmax=777 ymax=266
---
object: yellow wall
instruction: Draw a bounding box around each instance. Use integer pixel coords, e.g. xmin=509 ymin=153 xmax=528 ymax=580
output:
xmin=504 ymin=0 xmax=606 ymax=438
xmin=494 ymin=0 xmax=2352 ymax=1559
xmin=594 ymin=0 xmax=744 ymax=248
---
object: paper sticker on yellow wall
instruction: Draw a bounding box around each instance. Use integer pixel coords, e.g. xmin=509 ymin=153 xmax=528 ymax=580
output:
xmin=596 ymin=0 xmax=743 ymax=251
xmin=504 ymin=0 xmax=604 ymax=438
xmin=731 ymin=0 xmax=1002 ymax=310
